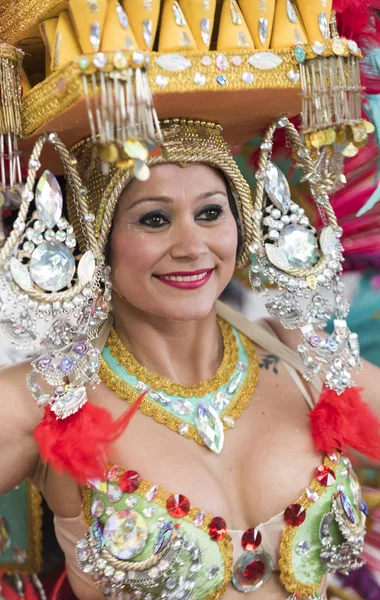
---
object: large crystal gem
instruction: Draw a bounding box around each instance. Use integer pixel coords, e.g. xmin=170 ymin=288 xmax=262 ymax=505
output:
xmin=264 ymin=162 xmax=291 ymax=212
xmin=278 ymin=225 xmax=318 ymax=268
xmin=232 ymin=550 xmax=273 ymax=592
xmin=29 ymin=242 xmax=75 ymax=291
xmin=103 ymin=510 xmax=148 ymax=560
xmin=0 ymin=516 xmax=11 ymax=555
xmin=195 ymin=403 xmax=225 ymax=453
xmin=35 ymin=170 xmax=63 ymax=228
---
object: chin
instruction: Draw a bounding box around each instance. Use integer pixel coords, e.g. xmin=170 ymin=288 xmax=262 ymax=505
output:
xmin=151 ymin=296 xmax=217 ymax=322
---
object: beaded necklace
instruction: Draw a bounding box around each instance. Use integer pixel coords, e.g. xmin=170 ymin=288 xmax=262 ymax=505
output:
xmin=99 ymin=317 xmax=259 ymax=453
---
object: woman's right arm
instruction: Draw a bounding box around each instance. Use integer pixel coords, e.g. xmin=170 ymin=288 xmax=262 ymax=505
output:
xmin=0 ymin=362 xmax=43 ymax=494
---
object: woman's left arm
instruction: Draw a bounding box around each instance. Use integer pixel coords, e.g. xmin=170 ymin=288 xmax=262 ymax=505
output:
xmin=268 ymin=319 xmax=380 ymax=467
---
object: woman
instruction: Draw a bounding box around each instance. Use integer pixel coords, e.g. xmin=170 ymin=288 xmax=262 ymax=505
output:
xmin=0 ymin=119 xmax=379 ymax=600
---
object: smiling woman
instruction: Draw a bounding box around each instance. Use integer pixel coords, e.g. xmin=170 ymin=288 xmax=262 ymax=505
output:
xmin=1 ymin=119 xmax=378 ymax=600
xmin=0 ymin=2 xmax=379 ymax=597
xmin=110 ymin=164 xmax=238 ymax=324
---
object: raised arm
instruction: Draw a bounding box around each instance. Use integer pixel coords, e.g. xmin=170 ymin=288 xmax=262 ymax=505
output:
xmin=0 ymin=362 xmax=43 ymax=494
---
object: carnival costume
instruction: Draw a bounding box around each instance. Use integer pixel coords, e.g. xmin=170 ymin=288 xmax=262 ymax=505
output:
xmin=0 ymin=0 xmax=379 ymax=598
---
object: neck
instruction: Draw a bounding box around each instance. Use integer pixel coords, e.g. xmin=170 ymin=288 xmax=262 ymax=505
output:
xmin=112 ymin=299 xmax=223 ymax=386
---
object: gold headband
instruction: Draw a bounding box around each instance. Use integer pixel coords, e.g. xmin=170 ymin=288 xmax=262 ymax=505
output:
xmin=69 ymin=119 xmax=254 ymax=267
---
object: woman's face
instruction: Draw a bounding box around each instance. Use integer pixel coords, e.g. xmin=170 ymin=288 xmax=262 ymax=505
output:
xmin=110 ymin=163 xmax=238 ymax=322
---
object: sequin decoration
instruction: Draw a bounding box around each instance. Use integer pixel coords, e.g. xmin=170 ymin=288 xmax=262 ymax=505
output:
xmin=103 ymin=510 xmax=148 ymax=560
xmin=119 ymin=470 xmax=141 ymax=493
xmin=241 ymin=528 xmax=262 ymax=551
xmin=232 ymin=550 xmax=273 ymax=592
xmin=340 ymin=491 xmax=355 ymax=524
xmin=0 ymin=516 xmax=11 ymax=555
xmin=154 ymin=521 xmax=173 ymax=554
xmin=315 ymin=465 xmax=336 ymax=487
xmin=166 ymin=494 xmax=190 ymax=518
xmin=209 ymin=517 xmax=227 ymax=540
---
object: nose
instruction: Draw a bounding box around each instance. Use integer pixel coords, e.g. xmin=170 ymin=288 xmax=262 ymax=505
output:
xmin=170 ymin=219 xmax=208 ymax=261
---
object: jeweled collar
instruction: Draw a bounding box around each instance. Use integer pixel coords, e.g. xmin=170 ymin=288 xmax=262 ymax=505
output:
xmin=99 ymin=317 xmax=259 ymax=453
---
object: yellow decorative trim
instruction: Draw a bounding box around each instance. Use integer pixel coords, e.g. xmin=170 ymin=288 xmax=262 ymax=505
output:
xmin=108 ymin=317 xmax=237 ymax=396
xmin=1 ymin=479 xmax=43 ymax=575
xmin=23 ymin=47 xmax=294 ymax=138
xmin=279 ymin=454 xmax=340 ymax=596
xmin=99 ymin=318 xmax=259 ymax=447
xmin=82 ymin=465 xmax=233 ymax=599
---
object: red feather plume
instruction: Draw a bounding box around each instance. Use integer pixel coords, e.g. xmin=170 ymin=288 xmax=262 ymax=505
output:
xmin=309 ymin=386 xmax=380 ymax=461
xmin=34 ymin=390 xmax=148 ymax=484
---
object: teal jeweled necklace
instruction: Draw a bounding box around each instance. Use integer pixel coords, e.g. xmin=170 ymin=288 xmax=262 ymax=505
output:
xmin=99 ymin=317 xmax=259 ymax=453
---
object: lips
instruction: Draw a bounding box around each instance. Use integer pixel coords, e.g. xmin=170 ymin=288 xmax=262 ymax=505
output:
xmin=153 ymin=268 xmax=214 ymax=289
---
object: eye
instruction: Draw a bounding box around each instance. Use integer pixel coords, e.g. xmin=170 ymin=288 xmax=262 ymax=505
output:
xmin=196 ymin=205 xmax=224 ymax=222
xmin=139 ymin=211 xmax=169 ymax=228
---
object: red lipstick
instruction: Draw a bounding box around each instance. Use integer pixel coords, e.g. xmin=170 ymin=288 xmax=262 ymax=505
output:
xmin=154 ymin=269 xmax=214 ymax=290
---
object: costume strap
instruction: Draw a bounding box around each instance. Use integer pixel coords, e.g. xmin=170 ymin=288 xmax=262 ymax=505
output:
xmin=215 ymin=300 xmax=322 ymax=410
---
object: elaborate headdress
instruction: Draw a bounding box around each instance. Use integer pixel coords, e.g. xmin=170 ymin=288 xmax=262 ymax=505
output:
xmin=0 ymin=1 xmax=379 ymax=487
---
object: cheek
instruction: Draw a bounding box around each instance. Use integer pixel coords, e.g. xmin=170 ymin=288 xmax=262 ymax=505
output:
xmin=110 ymin=226 xmax=158 ymax=279
xmin=215 ymin=218 xmax=239 ymax=265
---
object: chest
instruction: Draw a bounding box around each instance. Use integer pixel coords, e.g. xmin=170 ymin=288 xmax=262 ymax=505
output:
xmin=93 ymin=348 xmax=320 ymax=530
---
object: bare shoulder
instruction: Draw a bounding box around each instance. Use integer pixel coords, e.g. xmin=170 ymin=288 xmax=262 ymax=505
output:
xmin=0 ymin=361 xmax=44 ymax=493
xmin=262 ymin=318 xmax=300 ymax=351
xmin=0 ymin=361 xmax=42 ymax=426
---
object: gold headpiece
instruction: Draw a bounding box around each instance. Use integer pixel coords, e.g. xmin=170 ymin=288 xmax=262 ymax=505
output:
xmin=69 ymin=118 xmax=254 ymax=267
xmin=0 ymin=0 xmax=368 ymax=174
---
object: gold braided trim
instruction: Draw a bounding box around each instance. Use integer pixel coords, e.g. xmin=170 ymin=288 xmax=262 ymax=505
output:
xmin=0 ymin=0 xmax=63 ymax=45
xmin=0 ymin=45 xmax=23 ymax=62
xmin=22 ymin=46 xmax=305 ymax=139
xmin=99 ymin=319 xmax=259 ymax=447
xmin=82 ymin=467 xmax=233 ymax=599
xmin=1 ymin=480 xmax=43 ymax=575
xmin=107 ymin=317 xmax=237 ymax=396
xmin=278 ymin=454 xmax=340 ymax=596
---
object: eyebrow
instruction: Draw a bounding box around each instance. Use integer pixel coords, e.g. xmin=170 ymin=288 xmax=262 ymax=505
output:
xmin=127 ymin=190 xmax=227 ymax=210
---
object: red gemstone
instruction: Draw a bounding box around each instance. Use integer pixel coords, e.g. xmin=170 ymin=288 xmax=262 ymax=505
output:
xmin=209 ymin=517 xmax=227 ymax=540
xmin=166 ymin=494 xmax=190 ymax=518
xmin=241 ymin=528 xmax=262 ymax=551
xmin=284 ymin=503 xmax=306 ymax=526
xmin=243 ymin=560 xmax=266 ymax=584
xmin=315 ymin=465 xmax=336 ymax=487
xmin=119 ymin=470 xmax=141 ymax=493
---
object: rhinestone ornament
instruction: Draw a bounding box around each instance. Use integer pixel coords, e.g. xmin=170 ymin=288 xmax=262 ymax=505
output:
xmin=241 ymin=528 xmax=262 ymax=551
xmin=209 ymin=517 xmax=227 ymax=540
xmin=119 ymin=470 xmax=141 ymax=493
xmin=284 ymin=504 xmax=306 ymax=526
xmin=166 ymin=494 xmax=190 ymax=518
xmin=315 ymin=465 xmax=336 ymax=487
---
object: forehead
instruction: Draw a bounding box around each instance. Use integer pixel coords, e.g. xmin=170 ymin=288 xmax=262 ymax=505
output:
xmin=122 ymin=163 xmax=227 ymax=201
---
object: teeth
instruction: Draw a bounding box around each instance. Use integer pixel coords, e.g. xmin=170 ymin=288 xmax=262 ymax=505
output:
xmin=159 ymin=271 xmax=209 ymax=282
